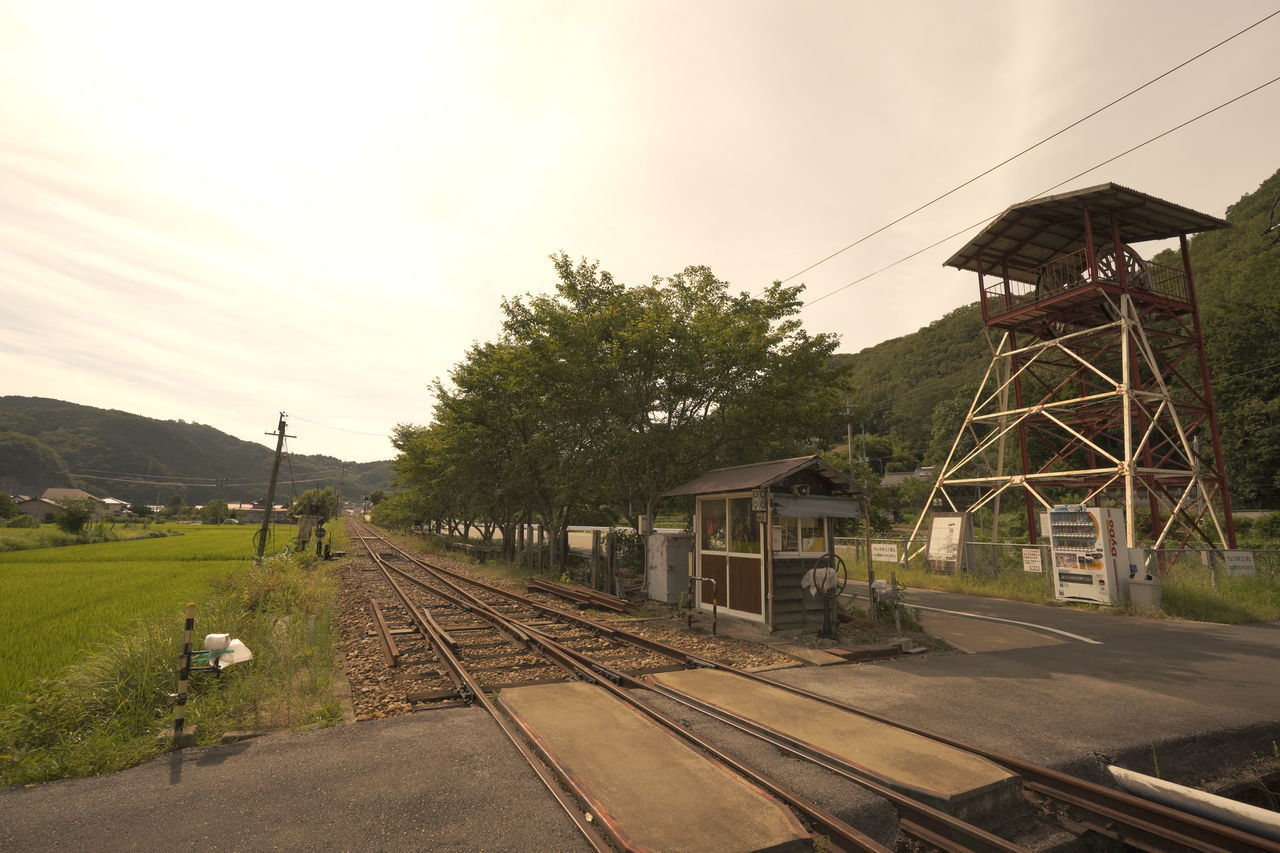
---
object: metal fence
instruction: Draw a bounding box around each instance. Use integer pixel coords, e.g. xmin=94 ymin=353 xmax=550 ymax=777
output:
xmin=834 ymin=536 xmax=1280 ymax=593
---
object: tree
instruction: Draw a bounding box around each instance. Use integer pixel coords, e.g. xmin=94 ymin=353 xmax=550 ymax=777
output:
xmin=129 ymin=503 xmax=154 ymax=517
xmin=0 ymin=492 xmax=18 ymax=520
xmin=394 ymin=254 xmax=847 ymax=567
xmin=365 ymin=489 xmax=387 ymax=506
xmin=199 ymin=500 xmax=230 ymax=524
xmin=291 ymin=487 xmax=339 ymax=521
xmin=161 ymin=495 xmax=186 ymax=518
xmin=54 ymin=499 xmax=96 ymax=533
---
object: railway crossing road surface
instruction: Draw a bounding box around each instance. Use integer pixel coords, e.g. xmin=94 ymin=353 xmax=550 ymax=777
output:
xmin=814 ymin=586 xmax=1280 ymax=774
xmin=0 ymin=708 xmax=593 ymax=852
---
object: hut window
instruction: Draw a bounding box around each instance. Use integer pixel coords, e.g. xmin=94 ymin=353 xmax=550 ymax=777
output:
xmin=701 ymin=498 xmax=727 ymax=551
xmin=728 ymin=497 xmax=760 ymax=554
xmin=776 ymin=516 xmax=828 ymax=554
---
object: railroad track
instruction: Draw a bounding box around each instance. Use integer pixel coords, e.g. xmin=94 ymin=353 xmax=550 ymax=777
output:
xmin=346 ymin=520 xmax=1278 ymax=853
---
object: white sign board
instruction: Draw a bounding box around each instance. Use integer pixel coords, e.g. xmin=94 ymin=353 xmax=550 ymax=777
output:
xmin=1223 ymin=550 xmax=1256 ymax=577
xmin=1021 ymin=548 xmax=1043 ymax=573
xmin=871 ymin=542 xmax=898 ymax=563
xmin=925 ymin=512 xmax=970 ymax=573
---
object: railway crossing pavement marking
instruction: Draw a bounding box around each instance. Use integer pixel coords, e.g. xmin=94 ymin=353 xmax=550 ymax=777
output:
xmin=906 ymin=604 xmax=1103 ymax=645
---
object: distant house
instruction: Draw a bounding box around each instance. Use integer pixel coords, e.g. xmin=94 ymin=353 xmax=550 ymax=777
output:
xmin=101 ymin=497 xmax=130 ymax=518
xmin=40 ymin=488 xmax=111 ymax=520
xmin=226 ymin=502 xmax=292 ymax=524
xmin=880 ymin=467 xmax=936 ymax=488
xmin=17 ymin=497 xmax=62 ymax=524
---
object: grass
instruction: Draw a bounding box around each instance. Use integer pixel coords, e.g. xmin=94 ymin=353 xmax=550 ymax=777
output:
xmin=0 ymin=521 xmax=344 ymax=786
xmin=836 ymin=547 xmax=1280 ymax=624
xmin=0 ymin=524 xmax=297 ymax=706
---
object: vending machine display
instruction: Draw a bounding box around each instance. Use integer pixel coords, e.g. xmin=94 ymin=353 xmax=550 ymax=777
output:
xmin=1047 ymin=505 xmax=1126 ymax=604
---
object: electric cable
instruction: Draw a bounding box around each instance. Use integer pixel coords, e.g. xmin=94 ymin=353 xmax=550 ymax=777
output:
xmin=778 ymin=7 xmax=1280 ymax=286
xmin=290 ymin=414 xmax=389 ymax=437
xmin=804 ymin=72 xmax=1280 ymax=308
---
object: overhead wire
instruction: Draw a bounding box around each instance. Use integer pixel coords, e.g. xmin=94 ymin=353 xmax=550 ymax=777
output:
xmin=290 ymin=414 xmax=389 ymax=437
xmin=804 ymin=72 xmax=1280 ymax=308
xmin=778 ymin=7 xmax=1280 ymax=287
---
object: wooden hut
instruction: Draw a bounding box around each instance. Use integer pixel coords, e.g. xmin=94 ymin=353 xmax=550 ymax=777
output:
xmin=663 ymin=456 xmax=862 ymax=632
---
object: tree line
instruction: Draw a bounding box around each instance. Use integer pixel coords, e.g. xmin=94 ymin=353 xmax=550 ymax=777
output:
xmin=373 ymin=254 xmax=847 ymax=566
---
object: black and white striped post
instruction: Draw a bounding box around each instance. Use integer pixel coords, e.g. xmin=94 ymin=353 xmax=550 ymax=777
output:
xmin=173 ymin=602 xmax=196 ymax=744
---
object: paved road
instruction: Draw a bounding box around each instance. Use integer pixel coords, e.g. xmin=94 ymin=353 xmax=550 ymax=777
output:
xmin=806 ymin=587 xmax=1280 ymax=779
xmin=0 ymin=709 xmax=589 ymax=853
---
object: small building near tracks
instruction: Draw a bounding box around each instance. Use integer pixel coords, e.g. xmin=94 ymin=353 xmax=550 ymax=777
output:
xmin=662 ymin=455 xmax=862 ymax=632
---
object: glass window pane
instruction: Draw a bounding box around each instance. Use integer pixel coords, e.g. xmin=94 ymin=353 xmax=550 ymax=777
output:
xmin=800 ymin=517 xmax=826 ymax=553
xmin=729 ymin=498 xmax=760 ymax=554
xmin=780 ymin=517 xmax=799 ymax=552
xmin=701 ymin=499 xmax=726 ymax=552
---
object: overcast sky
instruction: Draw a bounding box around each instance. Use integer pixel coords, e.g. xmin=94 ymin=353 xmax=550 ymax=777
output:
xmin=3 ymin=1 xmax=1277 ymax=463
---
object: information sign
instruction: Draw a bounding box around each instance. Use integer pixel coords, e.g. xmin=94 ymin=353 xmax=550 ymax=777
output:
xmin=1021 ymin=548 xmax=1043 ymax=573
xmin=871 ymin=542 xmax=898 ymax=563
xmin=1223 ymin=550 xmax=1256 ymax=577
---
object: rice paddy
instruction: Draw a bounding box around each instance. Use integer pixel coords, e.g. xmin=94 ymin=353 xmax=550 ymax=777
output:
xmin=0 ymin=524 xmax=297 ymax=705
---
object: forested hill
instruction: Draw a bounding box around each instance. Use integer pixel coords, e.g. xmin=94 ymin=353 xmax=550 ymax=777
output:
xmin=834 ymin=166 xmax=1280 ymax=508
xmin=0 ymin=397 xmax=392 ymax=506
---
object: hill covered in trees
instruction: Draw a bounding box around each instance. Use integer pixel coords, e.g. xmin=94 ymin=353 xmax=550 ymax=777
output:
xmin=835 ymin=166 xmax=1280 ymax=509
xmin=0 ymin=397 xmax=392 ymax=506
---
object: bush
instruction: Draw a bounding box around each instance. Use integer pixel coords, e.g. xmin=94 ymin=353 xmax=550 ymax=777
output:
xmin=53 ymin=500 xmax=95 ymax=534
xmin=3 ymin=515 xmax=37 ymax=529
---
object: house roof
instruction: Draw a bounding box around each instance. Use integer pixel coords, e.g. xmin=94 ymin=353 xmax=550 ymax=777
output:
xmin=943 ymin=183 xmax=1229 ymax=284
xmin=663 ymin=455 xmax=852 ymax=497
xmin=18 ymin=497 xmax=62 ymax=508
xmin=41 ymin=488 xmax=99 ymax=503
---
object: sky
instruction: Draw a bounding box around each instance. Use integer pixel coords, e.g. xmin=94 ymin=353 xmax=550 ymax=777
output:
xmin=3 ymin=0 xmax=1278 ymax=463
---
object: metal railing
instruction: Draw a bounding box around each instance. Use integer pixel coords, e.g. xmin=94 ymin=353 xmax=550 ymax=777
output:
xmin=981 ymin=247 xmax=1191 ymax=320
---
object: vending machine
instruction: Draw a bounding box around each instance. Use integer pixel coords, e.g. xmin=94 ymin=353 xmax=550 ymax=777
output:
xmin=1047 ymin=505 xmax=1129 ymax=604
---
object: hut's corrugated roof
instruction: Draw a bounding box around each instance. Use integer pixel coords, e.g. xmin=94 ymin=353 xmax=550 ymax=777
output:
xmin=944 ymin=183 xmax=1229 ymax=284
xmin=662 ymin=455 xmax=852 ymax=497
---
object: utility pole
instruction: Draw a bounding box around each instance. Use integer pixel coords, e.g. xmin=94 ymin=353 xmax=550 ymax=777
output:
xmin=256 ymin=413 xmax=294 ymax=560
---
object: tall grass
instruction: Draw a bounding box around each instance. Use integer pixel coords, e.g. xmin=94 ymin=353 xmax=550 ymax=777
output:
xmin=0 ymin=549 xmax=340 ymax=786
xmin=0 ymin=525 xmax=297 ymax=705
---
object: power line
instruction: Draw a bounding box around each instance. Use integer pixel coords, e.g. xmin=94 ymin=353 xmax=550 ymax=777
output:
xmin=290 ymin=414 xmax=389 ymax=437
xmin=70 ymin=472 xmax=343 ymax=488
xmin=778 ymin=7 xmax=1280 ymax=286
xmin=805 ymin=72 xmax=1280 ymax=308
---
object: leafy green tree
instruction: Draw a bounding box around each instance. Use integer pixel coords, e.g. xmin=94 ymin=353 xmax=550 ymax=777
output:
xmin=199 ymin=500 xmax=230 ymax=524
xmin=129 ymin=503 xmax=154 ymax=517
xmin=291 ymin=487 xmax=339 ymax=521
xmin=0 ymin=492 xmax=18 ymax=520
xmin=54 ymin=499 xmax=96 ymax=533
xmin=365 ymin=489 xmax=387 ymax=506
xmin=161 ymin=495 xmax=186 ymax=518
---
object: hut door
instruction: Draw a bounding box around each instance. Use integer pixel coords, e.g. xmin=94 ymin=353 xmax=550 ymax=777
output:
xmin=696 ymin=495 xmax=764 ymax=620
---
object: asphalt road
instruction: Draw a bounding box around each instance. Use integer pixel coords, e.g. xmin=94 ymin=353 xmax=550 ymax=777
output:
xmin=806 ymin=587 xmax=1280 ymax=779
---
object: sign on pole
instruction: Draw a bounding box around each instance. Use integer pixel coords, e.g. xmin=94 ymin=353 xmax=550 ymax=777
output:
xmin=1021 ymin=548 xmax=1043 ymax=573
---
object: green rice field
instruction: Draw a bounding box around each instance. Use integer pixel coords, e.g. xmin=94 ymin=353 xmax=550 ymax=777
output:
xmin=0 ymin=524 xmax=296 ymax=705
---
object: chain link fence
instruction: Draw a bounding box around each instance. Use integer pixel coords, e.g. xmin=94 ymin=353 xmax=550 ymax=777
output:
xmin=835 ymin=536 xmax=1280 ymax=601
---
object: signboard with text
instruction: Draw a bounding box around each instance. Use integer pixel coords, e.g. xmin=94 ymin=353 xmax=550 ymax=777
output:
xmin=1022 ymin=548 xmax=1043 ymax=573
xmin=1223 ymin=550 xmax=1256 ymax=576
xmin=871 ymin=542 xmax=898 ymax=563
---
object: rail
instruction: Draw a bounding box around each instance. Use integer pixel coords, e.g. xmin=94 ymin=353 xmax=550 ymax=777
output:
xmin=355 ymin=520 xmax=1280 ymax=853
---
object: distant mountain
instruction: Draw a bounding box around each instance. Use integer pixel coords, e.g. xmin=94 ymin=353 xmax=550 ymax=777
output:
xmin=0 ymin=397 xmax=392 ymax=506
xmin=835 ymin=166 xmax=1280 ymax=508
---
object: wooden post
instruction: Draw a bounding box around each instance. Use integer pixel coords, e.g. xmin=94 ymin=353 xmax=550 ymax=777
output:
xmin=590 ymin=531 xmax=601 ymax=590
xmin=172 ymin=602 xmax=196 ymax=745
xmin=606 ymin=529 xmax=617 ymax=595
xmin=256 ymin=413 xmax=292 ymax=560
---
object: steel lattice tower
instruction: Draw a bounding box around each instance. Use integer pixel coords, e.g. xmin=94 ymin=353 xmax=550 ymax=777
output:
xmin=909 ymin=184 xmax=1236 ymax=551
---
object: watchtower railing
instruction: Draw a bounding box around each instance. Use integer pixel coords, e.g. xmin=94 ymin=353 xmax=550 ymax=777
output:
xmin=982 ymin=247 xmax=1192 ymax=323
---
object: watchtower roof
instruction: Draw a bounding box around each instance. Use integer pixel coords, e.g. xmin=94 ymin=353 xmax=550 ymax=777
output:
xmin=944 ymin=183 xmax=1228 ymax=283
